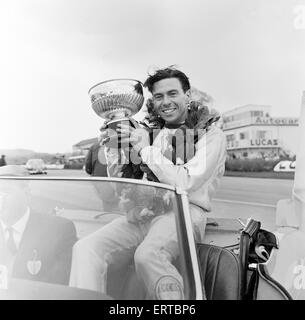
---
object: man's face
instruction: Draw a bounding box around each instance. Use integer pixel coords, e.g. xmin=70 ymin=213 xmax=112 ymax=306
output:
xmin=0 ymin=180 xmax=28 ymax=224
xmin=151 ymin=78 xmax=189 ymax=124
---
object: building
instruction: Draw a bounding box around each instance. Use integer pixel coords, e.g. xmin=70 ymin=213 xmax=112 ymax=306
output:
xmin=73 ymin=104 xmax=299 ymax=161
xmin=72 ymin=137 xmax=98 ymax=154
xmin=222 ymin=105 xmax=299 ymax=160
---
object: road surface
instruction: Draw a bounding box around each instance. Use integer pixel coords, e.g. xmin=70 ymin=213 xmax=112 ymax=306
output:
xmin=210 ymin=176 xmax=294 ymax=231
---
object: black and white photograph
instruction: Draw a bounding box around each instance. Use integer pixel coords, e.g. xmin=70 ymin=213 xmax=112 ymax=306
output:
xmin=0 ymin=0 xmax=305 ymax=307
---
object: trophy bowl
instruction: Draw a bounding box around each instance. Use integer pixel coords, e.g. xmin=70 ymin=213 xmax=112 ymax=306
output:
xmin=88 ymin=78 xmax=144 ymax=123
xmin=88 ymin=79 xmax=145 ymax=148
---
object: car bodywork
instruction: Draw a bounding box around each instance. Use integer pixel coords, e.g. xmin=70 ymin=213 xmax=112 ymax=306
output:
xmin=273 ymin=160 xmax=296 ymax=172
xmin=0 ymin=177 xmax=202 ymax=300
xmin=0 ymin=175 xmax=300 ymax=300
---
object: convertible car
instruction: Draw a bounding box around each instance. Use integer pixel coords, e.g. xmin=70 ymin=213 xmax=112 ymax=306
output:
xmin=0 ymin=93 xmax=304 ymax=300
xmin=0 ymin=172 xmax=302 ymax=300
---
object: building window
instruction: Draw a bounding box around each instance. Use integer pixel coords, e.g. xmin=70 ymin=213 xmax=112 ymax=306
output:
xmin=256 ymin=130 xmax=267 ymax=139
xmin=223 ymin=115 xmax=236 ymax=123
xmin=251 ymin=111 xmax=264 ymax=117
xmin=226 ymin=134 xmax=235 ymax=142
xmin=239 ymin=132 xmax=248 ymax=140
xmin=243 ymin=152 xmax=248 ymax=158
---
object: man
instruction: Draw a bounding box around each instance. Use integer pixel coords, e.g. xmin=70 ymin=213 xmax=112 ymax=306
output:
xmin=0 ymin=155 xmax=6 ymax=167
xmin=0 ymin=165 xmax=77 ymax=285
xmin=85 ymin=134 xmax=108 ymax=177
xmin=69 ymin=67 xmax=227 ymax=299
xmin=85 ymin=134 xmax=119 ymax=212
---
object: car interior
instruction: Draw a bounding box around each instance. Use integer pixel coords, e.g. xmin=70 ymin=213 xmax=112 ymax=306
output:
xmin=105 ymin=218 xmax=293 ymax=300
xmin=0 ymin=179 xmax=294 ymax=300
xmin=197 ymin=218 xmax=292 ymax=300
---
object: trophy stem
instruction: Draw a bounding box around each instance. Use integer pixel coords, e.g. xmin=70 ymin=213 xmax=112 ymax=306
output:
xmin=107 ymin=117 xmax=130 ymax=126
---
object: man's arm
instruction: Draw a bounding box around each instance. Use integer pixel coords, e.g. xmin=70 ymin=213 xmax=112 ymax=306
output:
xmin=85 ymin=146 xmax=93 ymax=175
xmin=140 ymin=127 xmax=227 ymax=191
xmin=27 ymin=215 xmax=77 ymax=285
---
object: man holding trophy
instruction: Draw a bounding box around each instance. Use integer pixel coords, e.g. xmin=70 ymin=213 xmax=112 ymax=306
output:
xmin=69 ymin=67 xmax=227 ymax=299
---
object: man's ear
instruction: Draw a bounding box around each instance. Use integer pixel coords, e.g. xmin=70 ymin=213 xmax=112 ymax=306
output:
xmin=185 ymin=89 xmax=193 ymax=104
xmin=185 ymin=89 xmax=193 ymax=100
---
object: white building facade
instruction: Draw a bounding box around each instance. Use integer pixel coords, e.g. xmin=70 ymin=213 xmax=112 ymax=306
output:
xmin=222 ymin=105 xmax=299 ymax=160
xmin=72 ymin=137 xmax=98 ymax=154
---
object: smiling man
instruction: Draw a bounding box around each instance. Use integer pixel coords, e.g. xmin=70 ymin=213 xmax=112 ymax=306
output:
xmin=70 ymin=67 xmax=227 ymax=299
xmin=152 ymin=77 xmax=189 ymax=124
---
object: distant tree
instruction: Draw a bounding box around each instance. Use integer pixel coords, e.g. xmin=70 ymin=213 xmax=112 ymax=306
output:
xmin=0 ymin=155 xmax=7 ymax=167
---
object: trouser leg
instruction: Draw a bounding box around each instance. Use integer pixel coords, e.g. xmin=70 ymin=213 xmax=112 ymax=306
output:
xmin=189 ymin=203 xmax=207 ymax=243
xmin=69 ymin=216 xmax=145 ymax=293
xmin=134 ymin=205 xmax=207 ymax=299
xmin=134 ymin=212 xmax=183 ymax=299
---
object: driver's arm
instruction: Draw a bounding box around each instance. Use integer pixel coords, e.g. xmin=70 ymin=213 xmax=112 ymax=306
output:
xmin=139 ymin=126 xmax=226 ymax=191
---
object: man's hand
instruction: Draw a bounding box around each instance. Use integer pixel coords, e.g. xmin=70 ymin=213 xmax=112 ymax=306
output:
xmin=100 ymin=120 xmax=124 ymax=149
xmin=126 ymin=206 xmax=155 ymax=224
xmin=99 ymin=120 xmax=111 ymax=145
xmin=117 ymin=123 xmax=150 ymax=154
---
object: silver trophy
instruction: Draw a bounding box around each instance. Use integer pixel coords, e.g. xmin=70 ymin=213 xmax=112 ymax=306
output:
xmin=88 ymin=79 xmax=145 ymax=148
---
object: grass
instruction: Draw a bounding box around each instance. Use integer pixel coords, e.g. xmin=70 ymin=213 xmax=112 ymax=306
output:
xmin=224 ymin=170 xmax=295 ymax=180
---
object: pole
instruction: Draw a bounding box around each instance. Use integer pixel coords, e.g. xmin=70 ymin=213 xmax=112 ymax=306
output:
xmin=293 ymin=91 xmax=305 ymax=231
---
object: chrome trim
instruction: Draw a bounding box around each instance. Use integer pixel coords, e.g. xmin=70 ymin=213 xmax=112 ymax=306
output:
xmin=257 ymin=264 xmax=292 ymax=300
xmin=180 ymin=194 xmax=205 ymax=300
xmin=175 ymin=187 xmax=188 ymax=195
xmin=0 ymin=176 xmax=176 ymax=191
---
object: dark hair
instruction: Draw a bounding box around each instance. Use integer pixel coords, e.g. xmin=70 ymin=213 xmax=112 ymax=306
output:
xmin=143 ymin=66 xmax=190 ymax=93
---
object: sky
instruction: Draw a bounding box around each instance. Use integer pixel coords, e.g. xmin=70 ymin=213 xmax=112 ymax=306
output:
xmin=0 ymin=0 xmax=304 ymax=153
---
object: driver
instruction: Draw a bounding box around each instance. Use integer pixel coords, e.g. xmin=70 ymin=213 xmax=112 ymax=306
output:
xmin=69 ymin=67 xmax=226 ymax=299
xmin=0 ymin=165 xmax=77 ymax=285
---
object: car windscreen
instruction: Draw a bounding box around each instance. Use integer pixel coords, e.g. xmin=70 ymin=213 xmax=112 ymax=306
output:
xmin=0 ymin=178 xmax=196 ymax=300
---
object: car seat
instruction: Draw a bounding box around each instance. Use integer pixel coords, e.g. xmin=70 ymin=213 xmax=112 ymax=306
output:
xmin=197 ymin=243 xmax=243 ymax=300
xmin=238 ymin=219 xmax=292 ymax=300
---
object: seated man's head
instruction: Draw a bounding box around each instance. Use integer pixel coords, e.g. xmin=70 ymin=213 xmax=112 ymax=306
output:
xmin=144 ymin=67 xmax=191 ymax=125
xmin=0 ymin=165 xmax=30 ymax=226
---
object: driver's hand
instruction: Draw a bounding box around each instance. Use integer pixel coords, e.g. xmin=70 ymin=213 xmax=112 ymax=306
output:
xmin=126 ymin=206 xmax=155 ymax=224
xmin=117 ymin=124 xmax=150 ymax=154
xmin=99 ymin=120 xmax=110 ymax=145
xmin=137 ymin=207 xmax=155 ymax=223
xmin=100 ymin=120 xmax=121 ymax=148
xmin=128 ymin=118 xmax=141 ymax=129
